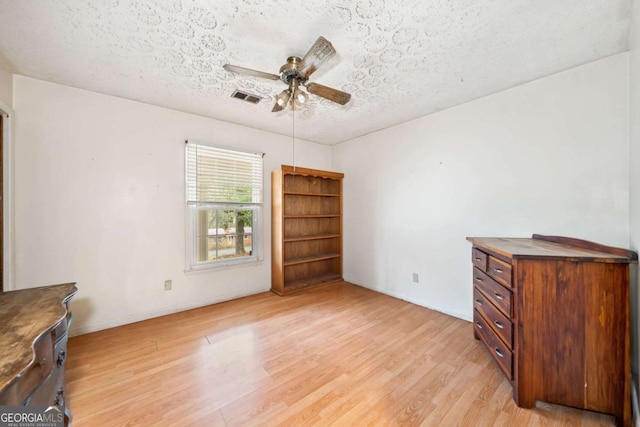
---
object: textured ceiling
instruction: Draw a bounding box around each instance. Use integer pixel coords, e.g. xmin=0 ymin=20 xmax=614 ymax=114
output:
xmin=0 ymin=0 xmax=631 ymax=145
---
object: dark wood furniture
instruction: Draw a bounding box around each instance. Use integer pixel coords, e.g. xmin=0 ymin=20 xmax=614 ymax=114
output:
xmin=0 ymin=283 xmax=77 ymax=425
xmin=467 ymin=235 xmax=636 ymax=427
xmin=271 ymin=165 xmax=343 ymax=295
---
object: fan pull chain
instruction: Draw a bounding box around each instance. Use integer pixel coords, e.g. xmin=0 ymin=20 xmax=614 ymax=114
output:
xmin=292 ymin=101 xmax=296 ymax=172
xmin=292 ymin=101 xmax=296 ymax=211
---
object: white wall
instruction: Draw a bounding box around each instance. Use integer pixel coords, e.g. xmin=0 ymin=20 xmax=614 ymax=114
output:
xmin=333 ymin=53 xmax=630 ymax=320
xmin=11 ymin=52 xmax=632 ymax=336
xmin=13 ymin=76 xmax=332 ymax=335
xmin=629 ymin=0 xmax=640 ymax=406
xmin=0 ymin=60 xmax=12 ymax=108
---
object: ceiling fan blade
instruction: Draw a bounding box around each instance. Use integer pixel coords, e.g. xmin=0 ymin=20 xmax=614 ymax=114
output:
xmin=306 ymin=82 xmax=351 ymax=105
xmin=298 ymin=37 xmax=337 ymax=79
xmin=223 ymin=64 xmax=280 ymax=80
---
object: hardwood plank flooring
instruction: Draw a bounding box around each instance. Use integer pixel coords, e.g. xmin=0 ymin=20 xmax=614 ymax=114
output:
xmin=66 ymin=282 xmax=616 ymax=426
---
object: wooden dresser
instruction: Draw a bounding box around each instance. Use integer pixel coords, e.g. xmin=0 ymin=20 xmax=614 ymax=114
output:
xmin=467 ymin=235 xmax=635 ymax=427
xmin=0 ymin=283 xmax=77 ymax=426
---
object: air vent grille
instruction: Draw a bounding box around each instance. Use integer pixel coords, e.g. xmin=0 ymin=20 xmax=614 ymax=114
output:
xmin=231 ymin=90 xmax=262 ymax=104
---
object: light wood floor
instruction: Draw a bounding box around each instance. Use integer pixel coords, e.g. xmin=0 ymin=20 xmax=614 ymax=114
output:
xmin=66 ymin=282 xmax=615 ymax=426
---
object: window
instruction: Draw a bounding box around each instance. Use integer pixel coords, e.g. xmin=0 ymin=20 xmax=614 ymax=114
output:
xmin=185 ymin=141 xmax=263 ymax=270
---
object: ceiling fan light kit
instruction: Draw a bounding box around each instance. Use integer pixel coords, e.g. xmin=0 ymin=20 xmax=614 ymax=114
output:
xmin=273 ymin=89 xmax=290 ymax=112
xmin=272 ymin=78 xmax=309 ymax=112
xmin=293 ymin=88 xmax=308 ymax=106
xmin=223 ymin=36 xmax=351 ymax=112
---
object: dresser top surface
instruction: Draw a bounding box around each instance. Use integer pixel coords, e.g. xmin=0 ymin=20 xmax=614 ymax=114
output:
xmin=467 ymin=237 xmax=635 ymax=263
xmin=0 ymin=283 xmax=77 ymax=392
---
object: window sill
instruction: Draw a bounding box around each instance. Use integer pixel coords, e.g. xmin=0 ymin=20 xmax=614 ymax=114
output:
xmin=185 ymin=258 xmax=264 ymax=275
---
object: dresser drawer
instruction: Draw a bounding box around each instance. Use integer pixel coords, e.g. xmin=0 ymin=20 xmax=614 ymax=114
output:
xmin=472 ymin=248 xmax=488 ymax=272
xmin=24 ymin=367 xmax=64 ymax=407
xmin=52 ymin=317 xmax=68 ymax=343
xmin=473 ymin=287 xmax=513 ymax=347
xmin=0 ymin=331 xmax=56 ymax=405
xmin=488 ymin=256 xmax=512 ymax=288
xmin=25 ymin=332 xmax=67 ymax=406
xmin=473 ymin=267 xmax=512 ymax=317
xmin=474 ymin=309 xmax=513 ymax=380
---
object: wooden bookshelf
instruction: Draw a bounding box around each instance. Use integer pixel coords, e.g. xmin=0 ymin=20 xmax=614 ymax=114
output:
xmin=271 ymin=165 xmax=344 ymax=295
xmin=284 ymin=234 xmax=341 ymax=242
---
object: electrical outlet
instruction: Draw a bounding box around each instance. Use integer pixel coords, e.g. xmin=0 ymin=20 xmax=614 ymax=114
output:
xmin=164 ymin=280 xmax=172 ymax=291
xmin=412 ymin=273 xmax=419 ymax=283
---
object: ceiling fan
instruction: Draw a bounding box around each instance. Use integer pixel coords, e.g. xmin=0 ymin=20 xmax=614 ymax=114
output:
xmin=223 ymin=36 xmax=351 ymax=112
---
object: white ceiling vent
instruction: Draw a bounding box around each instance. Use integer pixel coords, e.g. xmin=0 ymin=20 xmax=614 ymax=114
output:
xmin=231 ymin=90 xmax=262 ymax=104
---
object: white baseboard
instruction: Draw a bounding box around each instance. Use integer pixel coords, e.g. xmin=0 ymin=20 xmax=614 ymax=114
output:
xmin=348 ymin=280 xmax=472 ymax=322
xmin=69 ymin=287 xmax=269 ymax=337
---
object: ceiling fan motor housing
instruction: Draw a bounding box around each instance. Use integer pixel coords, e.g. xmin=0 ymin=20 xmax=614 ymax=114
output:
xmin=279 ymin=56 xmax=307 ymax=85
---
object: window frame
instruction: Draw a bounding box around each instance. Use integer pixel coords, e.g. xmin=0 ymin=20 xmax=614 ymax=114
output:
xmin=185 ymin=141 xmax=263 ymax=271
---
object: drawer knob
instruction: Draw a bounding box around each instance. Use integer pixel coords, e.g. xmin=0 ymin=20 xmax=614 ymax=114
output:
xmin=475 ymin=321 xmax=483 ymax=329
xmin=494 ymin=321 xmax=504 ymax=329
xmin=495 ymin=348 xmax=504 ymax=358
xmin=475 ymin=299 xmax=483 ymax=306
xmin=494 ymin=268 xmax=503 ymax=273
xmin=493 ymin=292 xmax=504 ymax=300
xmin=56 ymin=350 xmax=66 ymax=366
xmin=53 ymin=387 xmax=64 ymax=406
xmin=474 ymin=277 xmax=483 ymax=282
xmin=475 ymin=257 xmax=482 ymax=262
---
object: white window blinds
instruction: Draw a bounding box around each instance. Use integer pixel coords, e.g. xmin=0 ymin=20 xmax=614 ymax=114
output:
xmin=185 ymin=141 xmax=263 ymax=205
